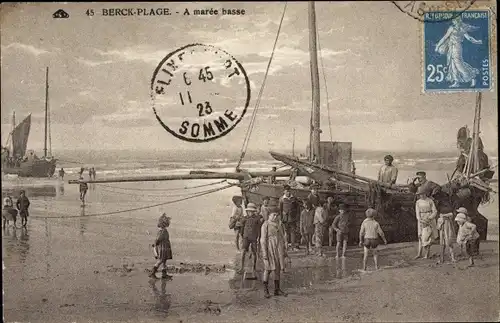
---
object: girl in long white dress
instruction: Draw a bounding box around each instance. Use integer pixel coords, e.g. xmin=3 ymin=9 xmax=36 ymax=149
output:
xmin=435 ymin=17 xmax=483 ymax=88
xmin=260 ymin=211 xmax=287 ymax=298
xmin=415 ymin=187 xmax=439 ymax=259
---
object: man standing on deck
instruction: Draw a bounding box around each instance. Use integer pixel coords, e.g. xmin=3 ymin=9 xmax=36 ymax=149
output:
xmin=279 ymin=185 xmax=299 ymax=251
xmin=239 ymin=203 xmax=263 ymax=274
xmin=409 ymin=171 xmax=441 ymax=199
xmin=378 ymin=155 xmax=398 ymax=185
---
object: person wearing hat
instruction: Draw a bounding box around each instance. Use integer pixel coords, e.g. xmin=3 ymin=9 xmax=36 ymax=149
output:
xmin=359 ymin=208 xmax=387 ymax=271
xmin=414 ymin=186 xmax=438 ymax=259
xmin=279 ymin=185 xmax=299 ymax=251
xmin=149 ymin=213 xmax=173 ymax=279
xmin=239 ymin=203 xmax=264 ymax=274
xmin=409 ymin=171 xmax=441 ymax=198
xmin=331 ymin=203 xmax=351 ymax=258
xmin=229 ymin=196 xmax=244 ymax=251
xmin=260 ymin=210 xmax=287 ymax=298
xmin=16 ymin=190 xmax=30 ymax=227
xmin=378 ymin=155 xmax=398 ymax=185
xmin=455 ymin=211 xmax=480 ymax=267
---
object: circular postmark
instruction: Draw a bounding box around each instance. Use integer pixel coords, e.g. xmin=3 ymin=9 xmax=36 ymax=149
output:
xmin=151 ymin=43 xmax=250 ymax=143
xmin=391 ymin=1 xmax=477 ymax=22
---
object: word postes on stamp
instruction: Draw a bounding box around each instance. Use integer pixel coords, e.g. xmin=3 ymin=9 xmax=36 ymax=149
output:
xmin=151 ymin=44 xmax=250 ymax=142
xmin=423 ymin=10 xmax=492 ymax=93
xmin=392 ymin=1 xmax=477 ymax=22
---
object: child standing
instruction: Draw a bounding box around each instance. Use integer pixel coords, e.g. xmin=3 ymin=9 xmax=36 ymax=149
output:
xmin=149 ymin=213 xmax=173 ymax=279
xmin=313 ymin=203 xmax=326 ymax=257
xmin=331 ymin=204 xmax=351 ymax=258
xmin=359 ymin=208 xmax=387 ymax=271
xmin=455 ymin=212 xmax=480 ymax=267
xmin=299 ymin=201 xmax=315 ymax=255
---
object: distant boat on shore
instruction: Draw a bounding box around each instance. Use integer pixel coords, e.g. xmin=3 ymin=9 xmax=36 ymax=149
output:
xmin=1 ymin=67 xmax=57 ymax=178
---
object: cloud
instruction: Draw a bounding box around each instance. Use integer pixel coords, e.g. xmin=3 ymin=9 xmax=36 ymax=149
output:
xmin=76 ymin=57 xmax=114 ymax=67
xmin=1 ymin=42 xmax=52 ymax=56
xmin=95 ymin=47 xmax=166 ymax=65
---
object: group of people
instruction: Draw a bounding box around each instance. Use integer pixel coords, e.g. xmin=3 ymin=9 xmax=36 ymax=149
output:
xmin=412 ymin=171 xmax=480 ymax=266
xmin=2 ymin=190 xmax=31 ymax=228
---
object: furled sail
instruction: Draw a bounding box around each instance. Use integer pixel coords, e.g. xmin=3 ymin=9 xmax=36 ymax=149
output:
xmin=12 ymin=114 xmax=31 ymax=158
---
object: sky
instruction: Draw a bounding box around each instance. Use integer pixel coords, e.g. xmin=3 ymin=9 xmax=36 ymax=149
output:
xmin=1 ymin=1 xmax=498 ymax=157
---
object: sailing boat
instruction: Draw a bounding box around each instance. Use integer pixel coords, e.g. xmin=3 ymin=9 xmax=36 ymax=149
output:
xmin=1 ymin=67 xmax=57 ymax=178
xmin=70 ymin=2 xmax=493 ymax=242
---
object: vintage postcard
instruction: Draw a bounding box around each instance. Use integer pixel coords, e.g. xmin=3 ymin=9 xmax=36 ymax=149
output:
xmin=1 ymin=1 xmax=498 ymax=322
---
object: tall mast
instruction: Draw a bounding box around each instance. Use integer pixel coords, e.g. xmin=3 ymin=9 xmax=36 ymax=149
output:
xmin=308 ymin=1 xmax=321 ymax=163
xmin=44 ymin=67 xmax=49 ymax=158
xmin=292 ymin=128 xmax=295 ymax=156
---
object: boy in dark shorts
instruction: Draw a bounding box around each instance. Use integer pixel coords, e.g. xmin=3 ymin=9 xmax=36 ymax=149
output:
xmin=359 ymin=208 xmax=387 ymax=271
xmin=240 ymin=203 xmax=264 ymax=273
xmin=455 ymin=212 xmax=480 ymax=267
xmin=331 ymin=204 xmax=350 ymax=258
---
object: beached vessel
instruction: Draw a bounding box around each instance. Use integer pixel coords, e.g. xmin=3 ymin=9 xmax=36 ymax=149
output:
xmin=1 ymin=67 xmax=57 ymax=177
xmin=70 ymin=2 xmax=494 ymax=243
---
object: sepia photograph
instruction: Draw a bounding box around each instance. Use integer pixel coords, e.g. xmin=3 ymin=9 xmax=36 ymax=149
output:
xmin=1 ymin=1 xmax=498 ymax=322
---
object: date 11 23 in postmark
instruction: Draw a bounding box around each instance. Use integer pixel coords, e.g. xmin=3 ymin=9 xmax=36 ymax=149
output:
xmin=151 ymin=44 xmax=250 ymax=142
xmin=423 ymin=10 xmax=492 ymax=93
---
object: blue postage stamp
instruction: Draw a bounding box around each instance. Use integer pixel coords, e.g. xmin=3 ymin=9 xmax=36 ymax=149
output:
xmin=423 ymin=10 xmax=491 ymax=93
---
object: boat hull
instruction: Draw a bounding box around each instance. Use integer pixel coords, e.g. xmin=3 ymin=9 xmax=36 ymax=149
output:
xmin=241 ymin=182 xmax=419 ymax=245
xmin=240 ymin=181 xmax=489 ymax=244
xmin=2 ymin=159 xmax=57 ymax=178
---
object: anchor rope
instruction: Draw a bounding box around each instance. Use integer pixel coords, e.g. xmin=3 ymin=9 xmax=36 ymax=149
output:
xmin=236 ymin=2 xmax=288 ymax=170
xmin=94 ymin=180 xmax=228 ymax=192
xmin=31 ymin=183 xmax=236 ymax=219
xmin=97 ymin=182 xmax=229 ymax=198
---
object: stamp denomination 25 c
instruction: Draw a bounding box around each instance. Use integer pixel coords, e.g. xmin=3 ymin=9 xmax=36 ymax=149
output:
xmin=151 ymin=43 xmax=250 ymax=142
xmin=423 ymin=10 xmax=492 ymax=92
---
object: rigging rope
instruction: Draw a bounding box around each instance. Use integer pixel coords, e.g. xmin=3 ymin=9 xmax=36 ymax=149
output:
xmin=317 ymin=29 xmax=335 ymax=151
xmin=95 ymin=180 xmax=228 ymax=192
xmin=31 ymin=183 xmax=236 ymax=219
xmin=236 ymin=2 xmax=288 ymax=170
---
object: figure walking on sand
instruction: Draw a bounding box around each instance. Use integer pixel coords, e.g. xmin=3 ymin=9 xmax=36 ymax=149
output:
xmin=16 ymin=190 xmax=30 ymax=227
xmin=437 ymin=202 xmax=457 ymax=263
xmin=79 ymin=177 xmax=88 ymax=205
xmin=261 ymin=210 xmax=288 ymax=298
xmin=435 ymin=16 xmax=483 ymax=88
xmin=415 ymin=186 xmax=439 ymax=259
xmin=59 ymin=168 xmax=65 ymax=180
xmin=149 ymin=213 xmax=173 ymax=279
xmin=359 ymin=208 xmax=387 ymax=271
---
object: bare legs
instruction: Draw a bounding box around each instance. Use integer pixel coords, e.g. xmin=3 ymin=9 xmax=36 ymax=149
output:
xmin=440 ymin=244 xmax=456 ymax=263
xmin=335 ymin=239 xmax=347 ymax=258
xmin=362 ymin=247 xmax=379 ymax=271
xmin=235 ymin=230 xmax=241 ymax=251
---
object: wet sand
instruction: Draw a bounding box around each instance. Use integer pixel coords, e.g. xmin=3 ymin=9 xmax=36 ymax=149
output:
xmin=2 ymin=171 xmax=499 ymax=322
xmin=3 ymin=231 xmax=498 ymax=322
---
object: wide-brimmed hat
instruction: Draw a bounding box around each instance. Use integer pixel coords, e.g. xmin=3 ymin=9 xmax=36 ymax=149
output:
xmin=384 ymin=155 xmax=394 ymax=162
xmin=455 ymin=213 xmax=467 ymax=222
xmin=365 ymin=208 xmax=377 ymax=218
xmin=245 ymin=203 xmax=258 ymax=212
xmin=456 ymin=207 xmax=468 ymax=214
xmin=416 ymin=171 xmax=426 ymax=176
xmin=3 ymin=197 xmax=11 ymax=205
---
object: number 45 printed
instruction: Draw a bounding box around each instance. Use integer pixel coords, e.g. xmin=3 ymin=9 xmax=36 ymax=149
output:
xmin=423 ymin=10 xmax=491 ymax=93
